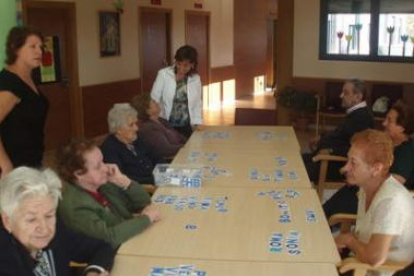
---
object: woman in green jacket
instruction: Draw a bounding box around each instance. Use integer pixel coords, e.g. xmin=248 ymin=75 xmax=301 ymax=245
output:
xmin=56 ymin=139 xmax=161 ymax=248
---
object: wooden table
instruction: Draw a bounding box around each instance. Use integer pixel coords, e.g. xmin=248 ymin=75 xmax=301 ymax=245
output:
xmin=186 ymin=126 xmax=301 ymax=152
xmin=118 ymin=186 xmax=340 ymax=264
xmin=171 ymin=148 xmax=312 ymax=189
xmin=112 ymin=255 xmax=339 ymax=276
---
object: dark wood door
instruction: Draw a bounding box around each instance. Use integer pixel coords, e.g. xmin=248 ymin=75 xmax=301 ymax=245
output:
xmin=185 ymin=11 xmax=210 ymax=85
xmin=140 ymin=8 xmax=171 ymax=93
xmin=25 ymin=1 xmax=80 ymax=150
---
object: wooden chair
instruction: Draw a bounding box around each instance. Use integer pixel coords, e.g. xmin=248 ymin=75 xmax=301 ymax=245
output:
xmin=317 ymin=81 xmax=346 ymax=133
xmin=329 ymin=215 xmax=409 ymax=276
xmin=234 ymin=108 xmax=277 ymax=125
xmin=338 ymin=257 xmax=408 ymax=276
xmin=312 ymin=151 xmax=348 ymax=200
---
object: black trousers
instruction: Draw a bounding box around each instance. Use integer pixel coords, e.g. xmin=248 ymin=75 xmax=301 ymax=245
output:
xmin=323 ymin=185 xmax=359 ymax=221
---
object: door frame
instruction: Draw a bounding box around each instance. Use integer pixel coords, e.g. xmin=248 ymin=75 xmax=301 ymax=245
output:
xmin=138 ymin=7 xmax=172 ymax=93
xmin=23 ymin=0 xmax=83 ymax=138
xmin=266 ymin=17 xmax=277 ymax=89
xmin=184 ymin=10 xmax=211 ymax=85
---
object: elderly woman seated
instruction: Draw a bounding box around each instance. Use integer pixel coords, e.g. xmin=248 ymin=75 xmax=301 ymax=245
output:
xmin=56 ymin=139 xmax=161 ymax=249
xmin=335 ymin=129 xmax=414 ymax=276
xmin=101 ymin=103 xmax=163 ymax=184
xmin=130 ymin=93 xmax=187 ymax=159
xmin=0 ymin=167 xmax=115 ymax=275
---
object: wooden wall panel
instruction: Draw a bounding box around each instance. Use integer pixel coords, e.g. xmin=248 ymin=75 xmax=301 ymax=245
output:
xmin=210 ymin=65 xmax=235 ymax=84
xmin=82 ymin=79 xmax=141 ymax=138
xmin=292 ymin=76 xmax=414 ymax=112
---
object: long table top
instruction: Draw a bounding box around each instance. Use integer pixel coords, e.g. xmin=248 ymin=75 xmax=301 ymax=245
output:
xmin=171 ymin=147 xmax=311 ymax=189
xmin=186 ymin=126 xmax=301 ymax=152
xmin=118 ymin=186 xmax=340 ymax=264
xmin=112 ymin=255 xmax=339 ymax=276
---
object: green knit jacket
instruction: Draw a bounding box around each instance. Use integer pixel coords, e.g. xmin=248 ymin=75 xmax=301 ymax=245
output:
xmin=59 ymin=181 xmax=152 ymax=248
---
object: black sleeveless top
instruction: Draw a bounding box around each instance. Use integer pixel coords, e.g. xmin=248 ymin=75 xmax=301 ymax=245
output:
xmin=0 ymin=69 xmax=49 ymax=167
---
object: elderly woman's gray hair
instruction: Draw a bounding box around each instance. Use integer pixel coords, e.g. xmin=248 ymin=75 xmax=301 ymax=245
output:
xmin=0 ymin=167 xmax=62 ymax=218
xmin=107 ymin=103 xmax=138 ymax=133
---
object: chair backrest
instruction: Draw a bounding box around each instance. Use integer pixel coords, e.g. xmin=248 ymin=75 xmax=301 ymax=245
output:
xmin=234 ymin=108 xmax=277 ymax=125
xmin=323 ymin=81 xmax=345 ymax=113
xmin=312 ymin=153 xmax=348 ymax=200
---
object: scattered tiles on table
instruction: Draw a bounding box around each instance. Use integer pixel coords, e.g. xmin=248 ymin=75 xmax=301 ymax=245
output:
xmin=148 ymin=265 xmax=206 ymax=276
xmin=202 ymin=132 xmax=229 ymax=140
xmin=249 ymin=168 xmax=299 ymax=182
xmin=256 ymin=189 xmax=301 ymax=200
xmin=305 ymin=209 xmax=317 ymax=223
xmin=187 ymin=152 xmax=218 ymax=163
xmin=185 ymin=224 xmax=198 ymax=230
xmin=256 ymin=132 xmax=288 ymax=141
xmin=269 ymin=230 xmax=301 ymax=255
xmin=153 ymin=195 xmax=228 ymax=213
xmin=277 ymin=200 xmax=291 ymax=223
xmin=275 ymin=156 xmax=287 ymax=167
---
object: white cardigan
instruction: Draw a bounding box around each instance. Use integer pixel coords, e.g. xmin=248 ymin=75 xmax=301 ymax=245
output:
xmin=150 ymin=66 xmax=203 ymax=125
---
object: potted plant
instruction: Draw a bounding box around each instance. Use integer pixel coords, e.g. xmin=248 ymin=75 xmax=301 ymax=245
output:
xmin=276 ymin=86 xmax=317 ymax=131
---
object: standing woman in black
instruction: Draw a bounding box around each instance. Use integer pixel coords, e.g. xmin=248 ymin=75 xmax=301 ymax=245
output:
xmin=0 ymin=26 xmax=48 ymax=177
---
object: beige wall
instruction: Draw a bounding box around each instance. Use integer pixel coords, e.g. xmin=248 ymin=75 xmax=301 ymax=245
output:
xmin=293 ymin=0 xmax=414 ymax=83
xmin=39 ymin=0 xmax=234 ymax=86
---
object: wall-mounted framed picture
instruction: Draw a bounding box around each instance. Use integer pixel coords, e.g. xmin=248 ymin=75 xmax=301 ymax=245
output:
xmin=99 ymin=11 xmax=121 ymax=57
xmin=33 ymin=35 xmax=61 ymax=84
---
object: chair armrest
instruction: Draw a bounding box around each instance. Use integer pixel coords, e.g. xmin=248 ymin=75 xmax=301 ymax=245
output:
xmin=69 ymin=262 xmax=87 ymax=268
xmin=329 ymin=213 xmax=357 ymax=226
xmin=312 ymin=154 xmax=348 ymax=162
xmin=339 ymin=257 xmax=408 ymax=274
xmin=329 ymin=213 xmax=357 ymax=233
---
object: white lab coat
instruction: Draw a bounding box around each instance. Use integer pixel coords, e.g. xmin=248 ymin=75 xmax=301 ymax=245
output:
xmin=150 ymin=66 xmax=203 ymax=125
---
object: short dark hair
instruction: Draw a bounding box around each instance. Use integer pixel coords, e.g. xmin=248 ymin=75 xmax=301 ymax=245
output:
xmin=346 ymin=79 xmax=367 ymax=100
xmin=174 ymin=45 xmax=198 ymax=75
xmin=130 ymin=93 xmax=151 ymax=121
xmin=55 ymin=139 xmax=97 ymax=184
xmin=5 ymin=26 xmax=43 ymax=65
xmin=391 ymin=100 xmax=414 ymax=135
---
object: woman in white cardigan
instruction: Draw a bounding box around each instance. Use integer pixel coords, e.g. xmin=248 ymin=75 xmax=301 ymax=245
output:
xmin=150 ymin=45 xmax=203 ymax=138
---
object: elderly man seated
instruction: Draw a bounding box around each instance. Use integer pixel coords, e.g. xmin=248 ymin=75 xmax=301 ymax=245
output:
xmin=302 ymin=79 xmax=375 ymax=183
xmin=101 ymin=103 xmax=164 ymax=184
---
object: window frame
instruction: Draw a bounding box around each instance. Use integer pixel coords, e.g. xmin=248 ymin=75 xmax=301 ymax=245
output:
xmin=319 ymin=0 xmax=414 ymax=63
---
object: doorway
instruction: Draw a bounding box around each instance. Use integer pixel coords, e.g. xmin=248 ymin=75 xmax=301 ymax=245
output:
xmin=139 ymin=7 xmax=172 ymax=93
xmin=266 ymin=18 xmax=277 ymax=89
xmin=185 ymin=11 xmax=210 ymax=85
xmin=24 ymin=1 xmax=81 ymax=150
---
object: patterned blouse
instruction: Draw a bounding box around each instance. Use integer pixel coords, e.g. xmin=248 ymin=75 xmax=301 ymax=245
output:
xmin=169 ymin=77 xmax=190 ymax=127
